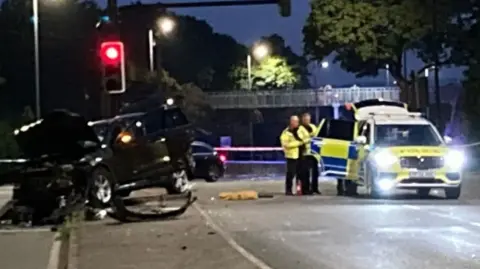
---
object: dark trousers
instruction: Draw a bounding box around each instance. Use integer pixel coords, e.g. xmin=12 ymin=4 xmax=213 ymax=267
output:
xmin=285 ymin=158 xmax=301 ymax=194
xmin=305 ymin=158 xmax=319 ymax=193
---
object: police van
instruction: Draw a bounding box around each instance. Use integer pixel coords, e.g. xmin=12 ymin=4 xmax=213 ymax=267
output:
xmin=310 ymin=99 xmax=464 ymax=199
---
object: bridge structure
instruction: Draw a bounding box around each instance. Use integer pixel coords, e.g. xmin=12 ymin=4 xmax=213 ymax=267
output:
xmin=206 ymin=85 xmax=400 ymax=109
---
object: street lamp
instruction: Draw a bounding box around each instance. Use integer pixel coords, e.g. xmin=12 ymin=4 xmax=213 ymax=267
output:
xmin=149 ymin=16 xmax=176 ymax=71
xmin=157 ymin=17 xmax=175 ymax=35
xmin=247 ymin=43 xmax=269 ymax=90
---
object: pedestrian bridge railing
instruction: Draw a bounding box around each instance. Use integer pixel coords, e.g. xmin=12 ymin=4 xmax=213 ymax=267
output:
xmin=206 ymin=86 xmax=400 ymax=109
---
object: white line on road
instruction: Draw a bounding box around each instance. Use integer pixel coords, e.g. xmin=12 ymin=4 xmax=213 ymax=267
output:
xmin=194 ymin=203 xmax=273 ymax=269
xmin=0 ymin=227 xmax=52 ymax=233
xmin=46 ymin=232 xmax=62 ymax=269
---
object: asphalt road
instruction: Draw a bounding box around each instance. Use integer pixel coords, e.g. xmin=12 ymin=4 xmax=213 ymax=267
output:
xmin=4 ymin=175 xmax=480 ymax=269
xmin=195 ymin=176 xmax=480 ymax=269
xmin=0 ymin=186 xmax=59 ymax=269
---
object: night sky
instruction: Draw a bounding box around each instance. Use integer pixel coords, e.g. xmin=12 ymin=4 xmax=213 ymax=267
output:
xmin=115 ymin=0 xmax=463 ymax=86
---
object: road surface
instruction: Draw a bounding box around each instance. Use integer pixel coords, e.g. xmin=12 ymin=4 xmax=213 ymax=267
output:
xmin=0 ymin=186 xmax=61 ymax=269
xmin=196 ymin=177 xmax=480 ymax=269
xmin=71 ymin=175 xmax=480 ymax=269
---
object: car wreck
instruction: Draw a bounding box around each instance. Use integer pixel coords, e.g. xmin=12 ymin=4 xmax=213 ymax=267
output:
xmin=0 ymin=108 xmax=196 ymax=227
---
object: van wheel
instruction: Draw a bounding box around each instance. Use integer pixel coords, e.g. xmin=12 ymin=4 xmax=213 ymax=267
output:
xmin=445 ymin=186 xmax=461 ymax=200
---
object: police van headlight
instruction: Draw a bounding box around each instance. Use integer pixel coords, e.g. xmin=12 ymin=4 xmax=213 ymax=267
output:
xmin=373 ymin=149 xmax=398 ymax=168
xmin=444 ymin=150 xmax=465 ymax=170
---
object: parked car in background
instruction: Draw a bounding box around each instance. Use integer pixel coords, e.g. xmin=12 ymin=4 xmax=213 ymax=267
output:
xmin=191 ymin=141 xmax=226 ymax=182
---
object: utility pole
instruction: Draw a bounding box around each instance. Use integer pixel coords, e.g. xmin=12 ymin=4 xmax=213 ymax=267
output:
xmin=432 ymin=0 xmax=442 ymax=130
xmin=99 ymin=0 xmax=120 ymax=118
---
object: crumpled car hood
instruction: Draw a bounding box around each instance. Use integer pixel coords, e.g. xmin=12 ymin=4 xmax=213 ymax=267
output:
xmin=14 ymin=110 xmax=101 ymax=161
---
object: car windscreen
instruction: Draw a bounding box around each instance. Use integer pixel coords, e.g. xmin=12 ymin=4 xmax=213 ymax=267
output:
xmin=92 ymin=123 xmax=109 ymax=141
xmin=375 ymin=124 xmax=443 ymax=146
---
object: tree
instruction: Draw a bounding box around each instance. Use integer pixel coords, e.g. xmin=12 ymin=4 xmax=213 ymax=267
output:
xmin=253 ymin=56 xmax=298 ymax=89
xmin=230 ymin=56 xmax=298 ymax=90
xmin=156 ymin=14 xmax=247 ymax=92
xmin=303 ymin=0 xmax=458 ymax=91
xmin=449 ymin=0 xmax=480 ymax=141
xmin=260 ymin=34 xmax=310 ymax=88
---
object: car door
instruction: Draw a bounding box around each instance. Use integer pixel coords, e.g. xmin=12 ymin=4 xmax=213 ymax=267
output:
xmin=162 ymin=107 xmax=194 ymax=169
xmin=312 ymin=119 xmax=359 ymax=179
xmin=353 ymin=120 xmax=372 ymax=183
xmin=136 ymin=111 xmax=172 ymax=179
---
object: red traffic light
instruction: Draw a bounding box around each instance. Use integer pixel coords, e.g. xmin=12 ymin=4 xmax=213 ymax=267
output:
xmin=100 ymin=41 xmax=124 ymax=65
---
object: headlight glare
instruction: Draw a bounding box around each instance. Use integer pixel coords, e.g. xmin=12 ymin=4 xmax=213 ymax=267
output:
xmin=444 ymin=150 xmax=464 ymax=170
xmin=373 ymin=149 xmax=397 ymax=168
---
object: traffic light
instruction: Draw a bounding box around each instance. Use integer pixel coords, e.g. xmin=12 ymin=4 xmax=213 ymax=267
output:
xmin=278 ymin=0 xmax=291 ymax=17
xmin=100 ymin=41 xmax=126 ymax=94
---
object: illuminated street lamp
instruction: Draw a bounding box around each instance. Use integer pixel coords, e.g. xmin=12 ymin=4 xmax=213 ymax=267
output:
xmin=149 ymin=17 xmax=176 ymax=71
xmin=157 ymin=17 xmax=175 ymax=35
xmin=321 ymin=61 xmax=329 ymax=69
xmin=247 ymin=43 xmax=270 ymax=90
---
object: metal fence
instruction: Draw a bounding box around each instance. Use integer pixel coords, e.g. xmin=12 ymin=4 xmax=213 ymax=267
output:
xmin=206 ymin=86 xmax=400 ymax=109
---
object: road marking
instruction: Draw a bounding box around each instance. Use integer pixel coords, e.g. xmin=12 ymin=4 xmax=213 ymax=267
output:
xmin=0 ymin=227 xmax=52 ymax=233
xmin=46 ymin=232 xmax=62 ymax=269
xmin=194 ymin=203 xmax=273 ymax=269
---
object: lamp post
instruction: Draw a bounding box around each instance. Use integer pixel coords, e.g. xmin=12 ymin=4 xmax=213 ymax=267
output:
xmin=246 ymin=43 xmax=269 ymax=159
xmin=149 ymin=16 xmax=175 ymax=71
xmin=33 ymin=0 xmax=41 ymax=119
xmin=313 ymin=61 xmax=329 ymax=122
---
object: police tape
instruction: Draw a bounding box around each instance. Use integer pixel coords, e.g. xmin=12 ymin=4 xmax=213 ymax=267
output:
xmin=214 ymin=147 xmax=282 ymax=151
xmin=215 ymin=142 xmax=480 ymax=151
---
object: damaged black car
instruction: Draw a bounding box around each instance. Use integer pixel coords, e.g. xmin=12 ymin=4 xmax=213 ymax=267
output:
xmin=0 ymin=105 xmax=196 ymax=226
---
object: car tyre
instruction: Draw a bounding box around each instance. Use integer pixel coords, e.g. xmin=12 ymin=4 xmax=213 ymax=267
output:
xmin=205 ymin=164 xmax=221 ymax=183
xmin=89 ymin=167 xmax=115 ymax=209
xmin=166 ymin=170 xmax=190 ymax=194
xmin=445 ymin=186 xmax=461 ymax=199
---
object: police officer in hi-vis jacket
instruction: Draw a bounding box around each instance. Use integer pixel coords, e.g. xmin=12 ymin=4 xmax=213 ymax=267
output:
xmin=280 ymin=115 xmax=310 ymax=195
xmin=300 ymin=112 xmax=321 ymax=195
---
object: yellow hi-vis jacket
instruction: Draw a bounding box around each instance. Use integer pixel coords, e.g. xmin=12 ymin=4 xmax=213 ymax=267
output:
xmin=280 ymin=127 xmax=310 ymax=159
xmin=300 ymin=123 xmax=318 ymax=156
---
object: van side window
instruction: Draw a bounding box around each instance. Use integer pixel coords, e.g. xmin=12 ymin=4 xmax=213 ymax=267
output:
xmin=316 ymin=119 xmax=355 ymax=141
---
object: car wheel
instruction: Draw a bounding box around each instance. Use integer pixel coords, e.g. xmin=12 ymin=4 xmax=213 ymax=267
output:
xmin=445 ymin=186 xmax=461 ymax=199
xmin=166 ymin=170 xmax=190 ymax=194
xmin=205 ymin=164 xmax=220 ymax=183
xmin=90 ymin=168 xmax=115 ymax=208
xmin=416 ymin=188 xmax=431 ymax=198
